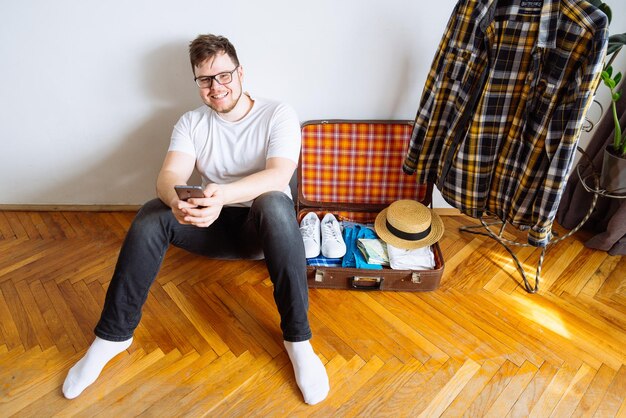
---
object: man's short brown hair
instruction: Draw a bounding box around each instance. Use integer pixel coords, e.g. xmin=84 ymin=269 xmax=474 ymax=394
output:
xmin=188 ymin=34 xmax=240 ymax=74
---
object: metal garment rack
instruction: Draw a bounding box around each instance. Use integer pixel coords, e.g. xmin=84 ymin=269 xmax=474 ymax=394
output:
xmin=457 ymin=147 xmax=616 ymax=293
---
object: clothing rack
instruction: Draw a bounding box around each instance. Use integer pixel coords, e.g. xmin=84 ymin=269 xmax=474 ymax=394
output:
xmin=458 ymin=147 xmax=603 ymax=293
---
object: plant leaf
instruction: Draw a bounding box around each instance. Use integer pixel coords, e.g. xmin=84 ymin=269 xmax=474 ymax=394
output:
xmin=607 ymin=44 xmax=623 ymax=56
xmin=613 ymin=92 xmax=622 ymax=101
xmin=606 ymin=66 xmax=613 ymax=77
xmin=608 ymin=78 xmax=616 ymax=89
xmin=608 ymin=33 xmax=626 ymax=46
xmin=607 ymin=34 xmax=626 ymax=56
xmin=614 ymin=72 xmax=622 ymax=86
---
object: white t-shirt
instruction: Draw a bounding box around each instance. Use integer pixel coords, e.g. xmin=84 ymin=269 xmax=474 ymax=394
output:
xmin=168 ymin=95 xmax=301 ymax=207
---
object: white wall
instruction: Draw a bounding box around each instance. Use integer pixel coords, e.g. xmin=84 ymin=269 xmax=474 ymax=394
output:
xmin=1 ymin=0 xmax=625 ymax=206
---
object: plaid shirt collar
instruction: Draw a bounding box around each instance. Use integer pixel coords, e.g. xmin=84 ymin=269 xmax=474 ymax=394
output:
xmin=475 ymin=0 xmax=560 ymax=47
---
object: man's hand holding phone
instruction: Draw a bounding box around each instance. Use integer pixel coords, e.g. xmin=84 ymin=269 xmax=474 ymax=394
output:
xmin=173 ymin=184 xmax=224 ymax=227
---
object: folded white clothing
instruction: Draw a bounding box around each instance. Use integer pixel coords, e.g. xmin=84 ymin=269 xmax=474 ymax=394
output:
xmin=387 ymin=244 xmax=435 ymax=270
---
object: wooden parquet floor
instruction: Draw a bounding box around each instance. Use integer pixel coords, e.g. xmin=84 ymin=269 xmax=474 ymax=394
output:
xmin=0 ymin=210 xmax=625 ymax=417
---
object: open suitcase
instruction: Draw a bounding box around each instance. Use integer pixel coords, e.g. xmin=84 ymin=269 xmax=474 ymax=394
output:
xmin=297 ymin=120 xmax=445 ymax=291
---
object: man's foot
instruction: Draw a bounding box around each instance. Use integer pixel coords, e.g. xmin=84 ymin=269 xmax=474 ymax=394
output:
xmin=284 ymin=340 xmax=329 ymax=405
xmin=62 ymin=336 xmax=133 ymax=399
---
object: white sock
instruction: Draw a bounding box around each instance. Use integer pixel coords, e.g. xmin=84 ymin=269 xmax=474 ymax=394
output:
xmin=62 ymin=336 xmax=133 ymax=399
xmin=284 ymin=340 xmax=329 ymax=405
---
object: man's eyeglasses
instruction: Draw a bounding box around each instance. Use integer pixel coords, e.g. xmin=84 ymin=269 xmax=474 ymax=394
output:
xmin=194 ymin=67 xmax=239 ymax=88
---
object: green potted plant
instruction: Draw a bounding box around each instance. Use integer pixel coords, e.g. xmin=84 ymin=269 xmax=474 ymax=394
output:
xmin=599 ymin=65 xmax=626 ymax=192
xmin=588 ymin=0 xmax=626 ymax=192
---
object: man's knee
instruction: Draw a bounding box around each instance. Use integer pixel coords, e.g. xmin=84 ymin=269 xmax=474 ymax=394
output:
xmin=131 ymin=198 xmax=172 ymax=231
xmin=251 ymin=191 xmax=294 ymax=219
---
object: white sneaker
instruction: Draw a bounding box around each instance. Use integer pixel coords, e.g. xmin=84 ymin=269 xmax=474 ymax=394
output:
xmin=300 ymin=212 xmax=321 ymax=258
xmin=321 ymin=213 xmax=347 ymax=258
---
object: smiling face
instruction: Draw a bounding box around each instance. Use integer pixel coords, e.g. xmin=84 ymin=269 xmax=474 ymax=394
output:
xmin=194 ymin=52 xmax=248 ymax=121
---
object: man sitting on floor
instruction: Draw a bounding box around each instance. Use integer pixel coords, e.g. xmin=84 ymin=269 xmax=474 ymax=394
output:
xmin=62 ymin=33 xmax=329 ymax=405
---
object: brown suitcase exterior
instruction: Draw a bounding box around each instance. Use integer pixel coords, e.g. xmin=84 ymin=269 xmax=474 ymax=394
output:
xmin=298 ymin=120 xmax=444 ymax=291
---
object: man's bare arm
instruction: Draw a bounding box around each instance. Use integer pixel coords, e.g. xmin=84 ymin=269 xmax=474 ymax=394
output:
xmin=180 ymin=157 xmax=296 ymax=228
xmin=156 ymin=151 xmax=196 ymax=208
xmin=217 ymin=157 xmax=296 ymax=205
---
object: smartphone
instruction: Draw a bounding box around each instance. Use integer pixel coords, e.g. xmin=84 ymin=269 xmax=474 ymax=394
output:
xmin=174 ymin=185 xmax=205 ymax=201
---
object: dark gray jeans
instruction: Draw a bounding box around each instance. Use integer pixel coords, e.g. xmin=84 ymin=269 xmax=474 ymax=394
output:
xmin=95 ymin=191 xmax=312 ymax=342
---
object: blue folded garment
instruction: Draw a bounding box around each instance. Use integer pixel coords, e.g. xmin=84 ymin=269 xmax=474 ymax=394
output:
xmin=342 ymin=223 xmax=382 ymax=270
xmin=307 ymin=256 xmax=343 ymax=267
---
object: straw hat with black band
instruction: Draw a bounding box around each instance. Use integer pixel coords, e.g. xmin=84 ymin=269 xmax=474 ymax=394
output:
xmin=374 ymin=199 xmax=444 ymax=249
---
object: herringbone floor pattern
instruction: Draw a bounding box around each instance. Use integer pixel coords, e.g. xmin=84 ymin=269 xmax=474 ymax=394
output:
xmin=0 ymin=210 xmax=625 ymax=417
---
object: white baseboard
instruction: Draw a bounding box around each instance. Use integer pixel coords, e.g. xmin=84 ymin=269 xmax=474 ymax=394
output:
xmin=0 ymin=204 xmax=142 ymax=212
xmin=0 ymin=204 xmax=463 ymax=216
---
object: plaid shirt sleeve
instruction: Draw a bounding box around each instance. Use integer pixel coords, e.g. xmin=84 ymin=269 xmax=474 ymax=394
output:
xmin=402 ymin=1 xmax=463 ymax=176
xmin=527 ymin=20 xmax=608 ymax=246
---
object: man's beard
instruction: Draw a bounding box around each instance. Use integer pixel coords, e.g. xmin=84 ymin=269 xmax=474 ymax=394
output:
xmin=206 ymin=89 xmax=242 ymax=114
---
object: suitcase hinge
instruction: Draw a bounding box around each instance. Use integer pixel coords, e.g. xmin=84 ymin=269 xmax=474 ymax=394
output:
xmin=315 ymin=270 xmax=325 ymax=282
xmin=411 ymin=272 xmax=421 ymax=284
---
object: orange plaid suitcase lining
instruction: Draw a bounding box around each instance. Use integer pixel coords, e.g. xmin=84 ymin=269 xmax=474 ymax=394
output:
xmin=300 ymin=122 xmax=427 ymax=209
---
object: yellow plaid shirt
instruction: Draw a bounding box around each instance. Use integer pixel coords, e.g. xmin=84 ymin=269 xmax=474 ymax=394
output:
xmin=403 ymin=0 xmax=608 ymax=246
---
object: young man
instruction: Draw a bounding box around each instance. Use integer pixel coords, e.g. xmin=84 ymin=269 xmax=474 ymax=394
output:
xmin=62 ymin=34 xmax=329 ymax=405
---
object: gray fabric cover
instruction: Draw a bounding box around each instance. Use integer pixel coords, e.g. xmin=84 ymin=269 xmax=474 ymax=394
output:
xmin=556 ymin=81 xmax=626 ymax=255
